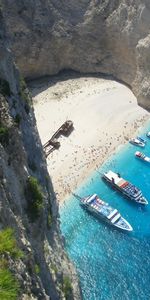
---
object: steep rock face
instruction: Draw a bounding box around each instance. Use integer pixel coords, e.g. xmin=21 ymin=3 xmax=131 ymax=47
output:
xmin=0 ymin=9 xmax=81 ymax=300
xmin=1 ymin=0 xmax=150 ymax=109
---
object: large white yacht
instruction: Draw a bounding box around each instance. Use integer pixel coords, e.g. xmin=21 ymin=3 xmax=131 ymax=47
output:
xmin=79 ymin=194 xmax=133 ymax=232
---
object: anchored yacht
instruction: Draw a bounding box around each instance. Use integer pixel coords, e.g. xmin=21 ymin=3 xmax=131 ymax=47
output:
xmin=78 ymin=194 xmax=133 ymax=231
xmin=102 ymin=170 xmax=148 ymax=205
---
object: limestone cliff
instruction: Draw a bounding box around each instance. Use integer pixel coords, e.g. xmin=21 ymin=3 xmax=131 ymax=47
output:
xmin=1 ymin=0 xmax=150 ymax=109
xmin=0 ymin=8 xmax=81 ymax=300
xmin=0 ymin=0 xmax=150 ymax=298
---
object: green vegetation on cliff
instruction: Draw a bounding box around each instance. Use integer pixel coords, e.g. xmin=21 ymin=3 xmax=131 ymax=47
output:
xmin=0 ymin=268 xmax=20 ymax=300
xmin=0 ymin=228 xmax=22 ymax=300
xmin=0 ymin=228 xmax=23 ymax=258
xmin=0 ymin=79 xmax=11 ymax=97
xmin=19 ymin=76 xmax=31 ymax=113
xmin=26 ymin=176 xmax=44 ymax=220
xmin=62 ymin=276 xmax=72 ymax=299
xmin=0 ymin=125 xmax=9 ymax=146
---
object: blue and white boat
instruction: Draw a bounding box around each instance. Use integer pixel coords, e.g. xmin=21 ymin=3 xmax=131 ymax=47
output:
xmin=102 ymin=170 xmax=148 ymax=205
xmin=129 ymin=137 xmax=145 ymax=148
xmin=137 ymin=136 xmax=147 ymax=144
xmin=79 ymin=194 xmax=133 ymax=232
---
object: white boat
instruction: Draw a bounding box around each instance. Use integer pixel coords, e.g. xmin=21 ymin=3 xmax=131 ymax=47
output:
xmin=137 ymin=136 xmax=147 ymax=144
xmin=129 ymin=138 xmax=145 ymax=148
xmin=135 ymin=151 xmax=150 ymax=163
xmin=78 ymin=194 xmax=133 ymax=232
xmin=102 ymin=170 xmax=148 ymax=205
xmin=146 ymin=131 xmax=150 ymax=138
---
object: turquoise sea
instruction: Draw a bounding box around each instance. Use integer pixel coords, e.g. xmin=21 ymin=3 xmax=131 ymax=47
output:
xmin=60 ymin=122 xmax=150 ymax=300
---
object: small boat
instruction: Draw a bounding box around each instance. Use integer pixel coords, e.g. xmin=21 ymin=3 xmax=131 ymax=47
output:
xmin=137 ymin=136 xmax=147 ymax=144
xmin=102 ymin=170 xmax=148 ymax=205
xmin=135 ymin=151 xmax=150 ymax=163
xmin=76 ymin=193 xmax=133 ymax=232
xmin=146 ymin=131 xmax=150 ymax=138
xmin=129 ymin=138 xmax=145 ymax=148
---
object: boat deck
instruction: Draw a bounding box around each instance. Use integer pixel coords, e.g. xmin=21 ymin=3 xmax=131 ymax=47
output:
xmin=104 ymin=170 xmax=143 ymax=200
xmin=83 ymin=194 xmax=117 ymax=218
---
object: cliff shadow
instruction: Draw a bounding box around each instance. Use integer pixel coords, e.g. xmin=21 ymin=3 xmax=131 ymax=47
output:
xmin=27 ymin=69 xmax=132 ymax=98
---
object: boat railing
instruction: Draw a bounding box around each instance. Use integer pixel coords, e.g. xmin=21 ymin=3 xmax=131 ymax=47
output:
xmin=111 ymin=213 xmax=121 ymax=223
xmin=107 ymin=209 xmax=118 ymax=220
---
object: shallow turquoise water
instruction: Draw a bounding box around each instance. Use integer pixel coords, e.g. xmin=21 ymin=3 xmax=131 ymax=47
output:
xmin=60 ymin=123 xmax=150 ymax=300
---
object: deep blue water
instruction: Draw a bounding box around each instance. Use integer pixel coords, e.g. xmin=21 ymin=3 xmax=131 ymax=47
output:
xmin=60 ymin=123 xmax=150 ymax=300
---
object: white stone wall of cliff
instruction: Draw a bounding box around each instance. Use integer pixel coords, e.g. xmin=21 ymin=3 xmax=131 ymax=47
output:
xmin=1 ymin=0 xmax=150 ymax=109
xmin=0 ymin=8 xmax=82 ymax=300
xmin=1 ymin=0 xmax=150 ymax=297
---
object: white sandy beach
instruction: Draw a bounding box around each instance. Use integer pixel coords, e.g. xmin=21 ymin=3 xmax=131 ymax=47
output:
xmin=30 ymin=76 xmax=150 ymax=202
